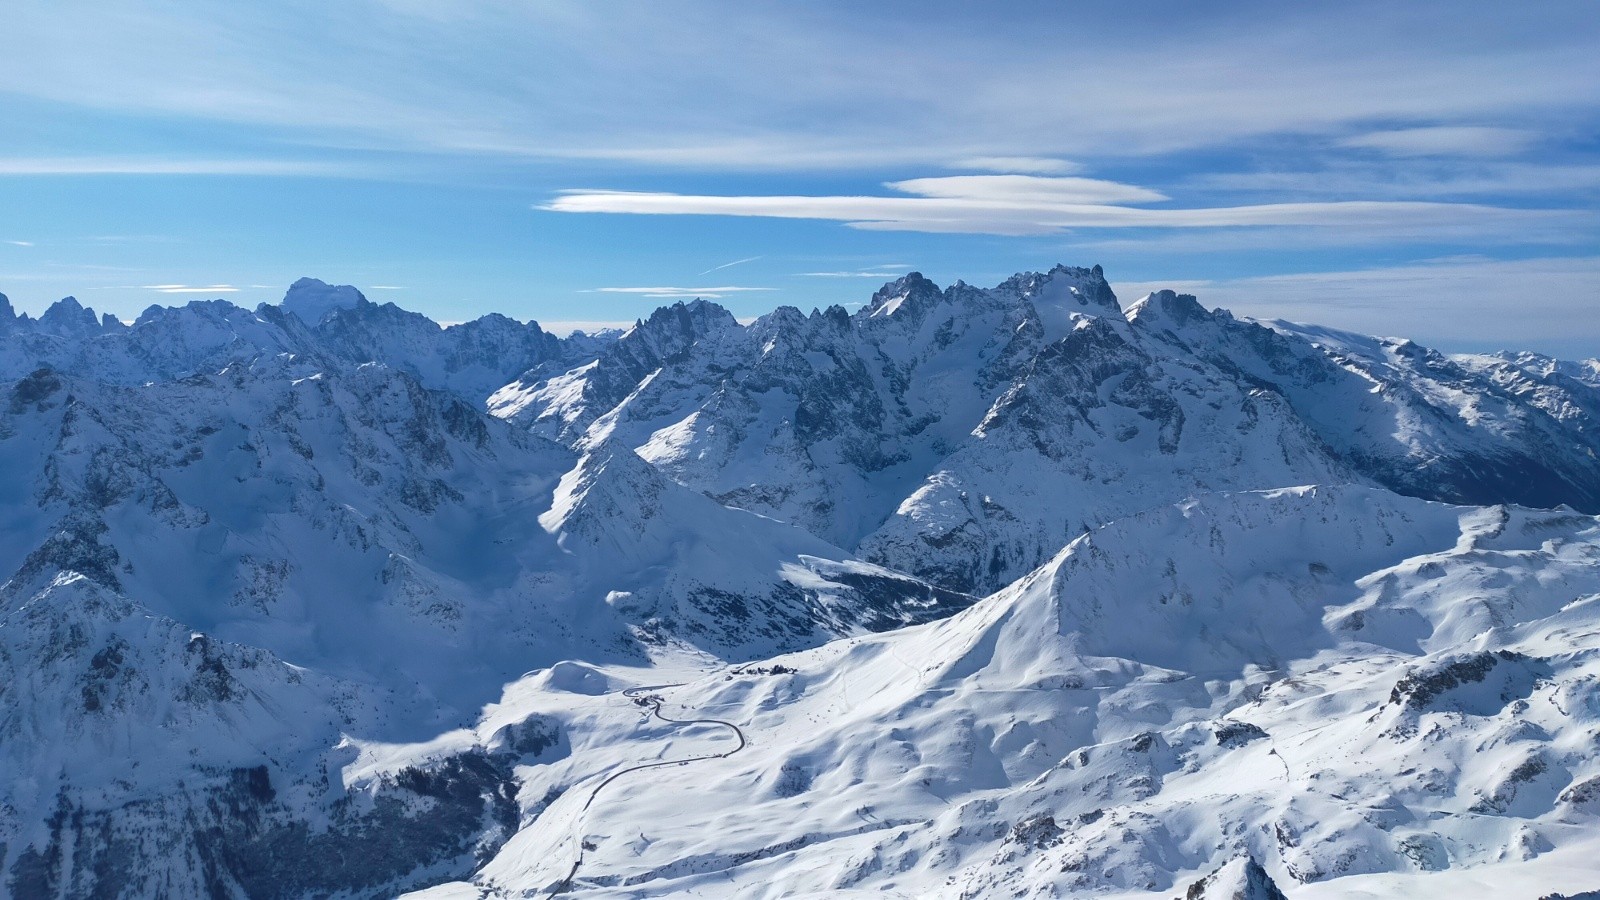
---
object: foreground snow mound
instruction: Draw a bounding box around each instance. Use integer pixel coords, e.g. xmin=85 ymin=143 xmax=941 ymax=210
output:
xmin=444 ymin=486 xmax=1600 ymax=898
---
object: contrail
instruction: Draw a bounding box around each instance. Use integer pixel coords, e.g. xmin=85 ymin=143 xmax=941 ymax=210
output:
xmin=696 ymin=255 xmax=762 ymax=276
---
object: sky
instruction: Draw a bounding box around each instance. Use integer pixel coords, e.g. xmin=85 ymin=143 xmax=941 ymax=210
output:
xmin=1 ymin=0 xmax=1597 ymax=356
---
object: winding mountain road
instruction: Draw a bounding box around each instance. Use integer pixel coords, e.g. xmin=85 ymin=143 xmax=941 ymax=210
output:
xmin=547 ymin=683 xmax=747 ymax=897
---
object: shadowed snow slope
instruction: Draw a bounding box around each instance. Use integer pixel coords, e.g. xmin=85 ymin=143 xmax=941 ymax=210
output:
xmin=0 ymin=360 xmax=964 ymax=896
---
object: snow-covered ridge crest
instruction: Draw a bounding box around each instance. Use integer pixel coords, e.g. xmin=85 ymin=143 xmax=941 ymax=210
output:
xmin=0 ymin=278 xmax=608 ymax=401
xmin=494 ymin=262 xmax=1600 ymax=594
xmin=279 ymin=276 xmax=366 ymax=325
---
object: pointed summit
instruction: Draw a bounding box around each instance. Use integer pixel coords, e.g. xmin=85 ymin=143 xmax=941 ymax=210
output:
xmin=1177 ymin=856 xmax=1289 ymax=900
xmin=37 ymin=296 xmax=106 ymax=336
xmin=637 ymin=297 xmax=739 ymax=339
xmin=863 ymin=271 xmax=942 ymax=319
xmin=993 ymin=263 xmax=1120 ymax=343
xmin=609 ymin=298 xmax=740 ymax=371
xmin=539 ymin=438 xmax=667 ymax=551
xmin=1127 ymin=288 xmax=1211 ymax=330
xmin=280 ymin=277 xmax=366 ymax=325
xmin=1001 ymin=263 xmax=1118 ymax=310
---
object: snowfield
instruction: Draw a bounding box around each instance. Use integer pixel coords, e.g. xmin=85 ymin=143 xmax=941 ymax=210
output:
xmin=2 ymin=268 xmax=1599 ymax=898
xmin=406 ymin=487 xmax=1600 ymax=898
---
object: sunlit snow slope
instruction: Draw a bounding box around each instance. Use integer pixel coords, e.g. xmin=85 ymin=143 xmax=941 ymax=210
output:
xmin=422 ymin=487 xmax=1600 ymax=899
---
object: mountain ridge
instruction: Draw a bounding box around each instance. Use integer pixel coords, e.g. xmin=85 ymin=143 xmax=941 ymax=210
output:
xmin=4 ymin=264 xmax=1600 ymax=897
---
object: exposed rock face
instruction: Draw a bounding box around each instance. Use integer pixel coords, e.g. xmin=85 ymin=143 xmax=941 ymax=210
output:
xmin=1180 ymin=856 xmax=1289 ymax=900
xmin=0 ymin=574 xmax=525 ymax=899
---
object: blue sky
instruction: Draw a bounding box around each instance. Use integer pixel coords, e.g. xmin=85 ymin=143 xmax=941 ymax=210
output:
xmin=2 ymin=0 xmax=1597 ymax=355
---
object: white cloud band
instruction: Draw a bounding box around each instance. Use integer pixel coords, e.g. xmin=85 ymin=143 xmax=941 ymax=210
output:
xmin=546 ymin=187 xmax=1580 ymax=237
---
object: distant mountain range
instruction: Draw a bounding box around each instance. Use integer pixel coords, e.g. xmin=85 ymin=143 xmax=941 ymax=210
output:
xmin=2 ymin=267 xmax=1598 ymax=898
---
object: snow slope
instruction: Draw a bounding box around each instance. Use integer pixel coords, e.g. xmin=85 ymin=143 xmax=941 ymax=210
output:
xmin=0 ymin=358 xmax=964 ymax=895
xmin=426 ymin=486 xmax=1600 ymax=898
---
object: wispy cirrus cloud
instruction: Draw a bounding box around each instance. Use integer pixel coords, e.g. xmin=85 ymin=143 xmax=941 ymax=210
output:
xmin=886 ymin=174 xmax=1167 ymax=205
xmin=1187 ymin=162 xmax=1600 ymax=200
xmin=1337 ymin=126 xmax=1539 ymax=158
xmin=695 ymin=255 xmax=762 ymax=276
xmin=0 ymin=156 xmax=360 ymax=177
xmin=4 ymin=240 xmax=33 ymax=247
xmin=797 ymin=265 xmax=909 ymax=278
xmin=546 ymin=176 xmax=1583 ymax=238
xmin=143 ymin=283 xmax=240 ymax=293
xmin=4 ymin=3 xmax=1596 ymax=169
xmin=582 ymin=285 xmax=777 ymax=300
xmin=953 ymin=157 xmax=1082 ymax=175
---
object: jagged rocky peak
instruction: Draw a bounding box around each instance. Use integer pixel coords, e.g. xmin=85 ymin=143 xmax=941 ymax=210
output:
xmin=816 ymin=303 xmax=853 ymax=331
xmin=1006 ymin=261 xmax=1119 ymax=318
xmin=752 ymin=303 xmax=807 ymax=331
xmin=637 ymin=296 xmax=739 ymax=335
xmin=853 ymin=264 xmax=1120 ymax=329
xmin=0 ymin=292 xmax=14 ymax=331
xmin=746 ymin=304 xmax=813 ymax=351
xmin=1128 ymin=288 xmax=1214 ymax=328
xmin=279 ymin=276 xmax=367 ymax=325
xmin=993 ymin=261 xmax=1115 ymax=305
xmin=460 ymin=310 xmax=530 ymax=332
xmin=862 ymin=270 xmax=943 ymax=319
xmin=133 ymin=296 xmax=248 ymax=327
xmin=37 ymin=295 xmax=116 ymax=336
xmin=1177 ymin=856 xmax=1289 ymax=900
xmin=617 ymin=298 xmax=741 ymax=362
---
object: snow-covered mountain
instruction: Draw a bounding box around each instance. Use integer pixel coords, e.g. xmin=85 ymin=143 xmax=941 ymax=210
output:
xmin=0 ymin=279 xmax=605 ymax=401
xmin=3 ymin=267 xmax=1599 ymax=898
xmin=0 ymin=350 xmax=963 ymax=896
xmin=492 ymin=267 xmax=1600 ymax=593
xmin=419 ymin=486 xmax=1600 ymax=898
